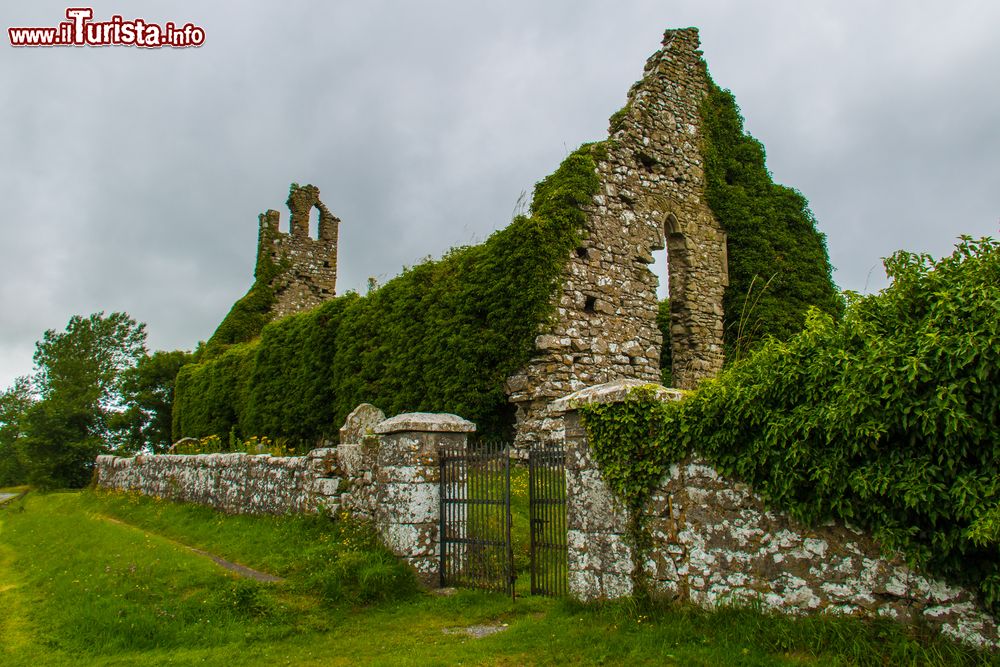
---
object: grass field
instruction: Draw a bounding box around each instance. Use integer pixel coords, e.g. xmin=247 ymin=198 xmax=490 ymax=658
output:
xmin=0 ymin=487 xmax=994 ymax=666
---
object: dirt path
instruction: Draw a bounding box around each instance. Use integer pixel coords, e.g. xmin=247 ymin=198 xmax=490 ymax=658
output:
xmin=0 ymin=491 xmax=27 ymax=507
xmin=98 ymin=514 xmax=284 ymax=583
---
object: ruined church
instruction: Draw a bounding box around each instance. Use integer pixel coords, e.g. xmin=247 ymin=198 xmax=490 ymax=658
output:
xmin=246 ymin=29 xmax=727 ymax=448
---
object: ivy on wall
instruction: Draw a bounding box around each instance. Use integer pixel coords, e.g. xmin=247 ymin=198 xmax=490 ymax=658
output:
xmin=583 ymin=237 xmax=1000 ymax=613
xmin=700 ymin=81 xmax=844 ymax=359
xmin=173 ymin=143 xmax=603 ymax=444
xmin=202 ymin=223 xmax=285 ymax=355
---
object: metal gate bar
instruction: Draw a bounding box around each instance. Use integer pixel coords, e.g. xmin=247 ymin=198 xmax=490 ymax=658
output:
xmin=439 ymin=441 xmax=513 ymax=596
xmin=529 ymin=445 xmax=567 ymax=597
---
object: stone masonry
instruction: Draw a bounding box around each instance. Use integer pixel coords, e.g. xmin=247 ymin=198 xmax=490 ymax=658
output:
xmin=94 ymin=448 xmax=341 ymax=515
xmin=552 ymin=380 xmax=999 ymax=649
xmin=369 ymin=412 xmax=476 ymax=585
xmin=257 ymin=183 xmax=340 ymax=319
xmin=506 ymin=28 xmax=727 ymax=450
xmin=333 ymin=404 xmax=477 ymax=585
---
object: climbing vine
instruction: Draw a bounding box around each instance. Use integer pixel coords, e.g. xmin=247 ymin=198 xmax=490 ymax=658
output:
xmin=203 ymin=221 xmax=286 ymax=355
xmin=173 ymin=143 xmax=604 ymax=444
xmin=700 ymin=80 xmax=844 ymax=359
xmin=582 ymin=237 xmax=1000 ymax=613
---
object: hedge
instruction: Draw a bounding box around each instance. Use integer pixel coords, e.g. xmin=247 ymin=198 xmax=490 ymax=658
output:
xmin=583 ymin=236 xmax=1000 ymax=612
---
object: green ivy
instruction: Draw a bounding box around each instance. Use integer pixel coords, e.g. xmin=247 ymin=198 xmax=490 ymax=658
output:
xmin=583 ymin=237 xmax=1000 ymax=614
xmin=700 ymin=81 xmax=844 ymax=359
xmin=172 ymin=341 xmax=257 ymax=441
xmin=202 ymin=220 xmax=287 ymax=356
xmin=173 ymin=143 xmax=603 ymax=444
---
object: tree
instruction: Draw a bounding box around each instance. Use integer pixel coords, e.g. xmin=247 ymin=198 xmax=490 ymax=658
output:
xmin=116 ymin=350 xmax=193 ymax=453
xmin=0 ymin=376 xmax=34 ymax=486
xmin=20 ymin=312 xmax=146 ymax=488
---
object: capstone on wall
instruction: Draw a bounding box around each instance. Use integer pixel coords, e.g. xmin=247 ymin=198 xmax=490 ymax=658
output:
xmin=258 ymin=184 xmax=340 ymax=319
xmin=554 ymin=381 xmax=999 ymax=650
xmin=506 ymin=27 xmax=727 ymax=450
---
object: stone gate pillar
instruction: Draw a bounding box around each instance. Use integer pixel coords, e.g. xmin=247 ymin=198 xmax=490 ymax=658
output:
xmin=550 ymin=379 xmax=681 ymax=601
xmin=372 ymin=412 xmax=476 ymax=586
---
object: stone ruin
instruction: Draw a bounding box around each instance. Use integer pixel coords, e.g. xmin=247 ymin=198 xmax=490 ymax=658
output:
xmin=506 ymin=28 xmax=727 ymax=449
xmin=257 ymin=184 xmax=340 ymax=319
xmin=104 ymin=27 xmax=998 ymax=649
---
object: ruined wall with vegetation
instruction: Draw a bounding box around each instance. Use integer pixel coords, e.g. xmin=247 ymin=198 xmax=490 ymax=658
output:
xmin=205 ymin=184 xmax=339 ymax=353
xmin=556 ymin=380 xmax=998 ymax=649
xmin=508 ymin=26 xmax=845 ymax=448
xmin=506 ymin=28 xmax=728 ymax=449
xmin=174 ymin=27 xmax=842 ymax=451
xmin=173 ymin=150 xmax=597 ymax=443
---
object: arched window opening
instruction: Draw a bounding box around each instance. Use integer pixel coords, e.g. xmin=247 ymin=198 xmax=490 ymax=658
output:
xmin=309 ymin=205 xmax=320 ymax=240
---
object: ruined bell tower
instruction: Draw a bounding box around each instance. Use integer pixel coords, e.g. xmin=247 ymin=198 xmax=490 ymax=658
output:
xmin=257 ymin=184 xmax=340 ymax=319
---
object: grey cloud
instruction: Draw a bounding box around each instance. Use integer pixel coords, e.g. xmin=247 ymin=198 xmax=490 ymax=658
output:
xmin=2 ymin=0 xmax=997 ymax=387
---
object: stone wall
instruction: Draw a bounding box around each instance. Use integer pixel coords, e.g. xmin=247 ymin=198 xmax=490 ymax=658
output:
xmin=506 ymin=27 xmax=727 ymax=450
xmin=95 ymin=448 xmax=341 ymax=515
xmin=257 ymin=183 xmax=340 ymax=319
xmin=95 ymin=406 xmax=474 ymax=588
xmin=553 ymin=380 xmax=999 ymax=649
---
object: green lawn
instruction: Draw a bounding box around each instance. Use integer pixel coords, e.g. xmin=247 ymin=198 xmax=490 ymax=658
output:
xmin=0 ymin=489 xmax=993 ymax=666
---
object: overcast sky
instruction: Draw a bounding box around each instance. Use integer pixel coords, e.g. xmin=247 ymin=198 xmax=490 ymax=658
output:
xmin=2 ymin=1 xmax=998 ymax=390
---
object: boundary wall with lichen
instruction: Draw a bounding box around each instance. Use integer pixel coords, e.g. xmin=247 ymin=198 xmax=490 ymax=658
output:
xmin=97 ymin=405 xmax=473 ymax=587
xmin=553 ymin=380 xmax=998 ymax=650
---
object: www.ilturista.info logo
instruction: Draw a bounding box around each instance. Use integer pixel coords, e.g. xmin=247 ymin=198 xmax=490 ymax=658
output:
xmin=9 ymin=8 xmax=205 ymax=48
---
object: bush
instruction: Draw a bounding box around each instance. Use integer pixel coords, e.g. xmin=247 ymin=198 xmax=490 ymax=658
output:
xmin=584 ymin=236 xmax=1000 ymax=612
xmin=701 ymin=81 xmax=843 ymax=357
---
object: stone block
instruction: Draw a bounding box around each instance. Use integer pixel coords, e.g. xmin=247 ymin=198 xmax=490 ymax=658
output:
xmin=339 ymin=403 xmax=386 ymax=444
xmin=312 ymin=477 xmax=340 ymax=497
xmin=377 ymin=482 xmax=439 ymax=524
xmin=375 ymin=412 xmax=476 ymax=435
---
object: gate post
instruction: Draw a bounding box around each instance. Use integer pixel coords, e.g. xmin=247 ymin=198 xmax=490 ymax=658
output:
xmin=550 ymin=379 xmax=679 ymax=601
xmin=372 ymin=412 xmax=476 ymax=587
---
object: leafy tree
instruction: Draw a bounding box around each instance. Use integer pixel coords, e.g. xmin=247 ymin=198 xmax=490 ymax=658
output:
xmin=116 ymin=350 xmax=193 ymax=453
xmin=0 ymin=376 xmax=34 ymax=486
xmin=20 ymin=312 xmax=146 ymax=488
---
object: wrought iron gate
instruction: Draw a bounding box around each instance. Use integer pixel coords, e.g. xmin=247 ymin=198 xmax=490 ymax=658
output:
xmin=529 ymin=445 xmax=568 ymax=596
xmin=439 ymin=441 xmax=514 ymax=596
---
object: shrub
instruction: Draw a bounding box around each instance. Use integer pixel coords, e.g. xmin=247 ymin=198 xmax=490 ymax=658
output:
xmin=584 ymin=236 xmax=1000 ymax=612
